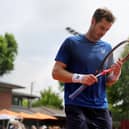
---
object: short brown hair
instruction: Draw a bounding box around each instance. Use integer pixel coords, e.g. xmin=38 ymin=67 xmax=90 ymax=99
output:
xmin=93 ymin=8 xmax=115 ymax=23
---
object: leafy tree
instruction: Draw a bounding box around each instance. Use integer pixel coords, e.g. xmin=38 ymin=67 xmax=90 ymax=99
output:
xmin=107 ymin=42 xmax=129 ymax=119
xmin=58 ymin=81 xmax=64 ymax=92
xmin=0 ymin=33 xmax=18 ymax=75
xmin=32 ymin=87 xmax=63 ymax=109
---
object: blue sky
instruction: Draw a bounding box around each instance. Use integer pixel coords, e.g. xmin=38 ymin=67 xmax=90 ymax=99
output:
xmin=0 ymin=0 xmax=129 ymax=96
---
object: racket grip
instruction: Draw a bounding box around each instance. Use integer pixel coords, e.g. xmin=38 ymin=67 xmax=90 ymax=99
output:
xmin=69 ymin=69 xmax=111 ymax=100
xmin=69 ymin=73 xmax=101 ymax=100
xmin=69 ymin=85 xmax=86 ymax=100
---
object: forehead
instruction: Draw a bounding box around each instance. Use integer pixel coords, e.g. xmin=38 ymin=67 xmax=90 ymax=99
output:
xmin=97 ymin=18 xmax=113 ymax=29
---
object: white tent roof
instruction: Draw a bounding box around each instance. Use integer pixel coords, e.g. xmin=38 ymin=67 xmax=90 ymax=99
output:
xmin=0 ymin=114 xmax=16 ymax=120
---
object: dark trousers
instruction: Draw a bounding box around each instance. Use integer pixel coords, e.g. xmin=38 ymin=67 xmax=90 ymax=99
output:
xmin=65 ymin=105 xmax=112 ymax=129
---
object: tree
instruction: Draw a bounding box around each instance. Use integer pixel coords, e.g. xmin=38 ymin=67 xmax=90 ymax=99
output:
xmin=32 ymin=87 xmax=63 ymax=109
xmin=0 ymin=33 xmax=18 ymax=75
xmin=107 ymin=42 xmax=129 ymax=119
xmin=58 ymin=81 xmax=64 ymax=92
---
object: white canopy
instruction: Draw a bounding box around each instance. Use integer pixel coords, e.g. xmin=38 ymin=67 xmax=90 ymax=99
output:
xmin=0 ymin=114 xmax=16 ymax=120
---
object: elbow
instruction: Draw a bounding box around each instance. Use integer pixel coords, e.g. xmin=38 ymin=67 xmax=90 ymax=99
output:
xmin=52 ymin=61 xmax=66 ymax=81
xmin=52 ymin=68 xmax=58 ymax=80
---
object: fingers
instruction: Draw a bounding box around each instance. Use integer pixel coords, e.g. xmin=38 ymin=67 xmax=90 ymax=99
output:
xmin=112 ymin=59 xmax=122 ymax=69
xmin=110 ymin=59 xmax=122 ymax=78
xmin=81 ymin=74 xmax=98 ymax=86
xmin=117 ymin=58 xmax=123 ymax=67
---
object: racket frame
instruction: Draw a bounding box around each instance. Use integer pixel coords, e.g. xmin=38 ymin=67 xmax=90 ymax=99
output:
xmin=69 ymin=40 xmax=129 ymax=100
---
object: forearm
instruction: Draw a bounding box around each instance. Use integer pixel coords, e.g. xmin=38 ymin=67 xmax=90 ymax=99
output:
xmin=52 ymin=67 xmax=73 ymax=83
xmin=106 ymin=76 xmax=118 ymax=86
xmin=52 ymin=61 xmax=73 ymax=82
xmin=52 ymin=61 xmax=97 ymax=85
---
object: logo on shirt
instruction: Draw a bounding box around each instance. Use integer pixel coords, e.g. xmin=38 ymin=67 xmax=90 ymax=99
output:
xmin=100 ymin=48 xmax=106 ymax=54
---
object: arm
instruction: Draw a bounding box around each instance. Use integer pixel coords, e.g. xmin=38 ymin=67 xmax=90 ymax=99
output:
xmin=52 ymin=61 xmax=73 ymax=83
xmin=52 ymin=61 xmax=98 ymax=85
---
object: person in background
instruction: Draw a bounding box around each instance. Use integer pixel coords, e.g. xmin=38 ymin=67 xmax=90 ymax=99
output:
xmin=31 ymin=125 xmax=37 ymax=129
xmin=52 ymin=7 xmax=123 ymax=129
xmin=41 ymin=125 xmax=47 ymax=129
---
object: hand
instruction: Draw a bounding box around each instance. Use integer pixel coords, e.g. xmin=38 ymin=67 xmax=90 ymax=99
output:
xmin=111 ymin=59 xmax=122 ymax=74
xmin=110 ymin=59 xmax=123 ymax=80
xmin=81 ymin=74 xmax=98 ymax=86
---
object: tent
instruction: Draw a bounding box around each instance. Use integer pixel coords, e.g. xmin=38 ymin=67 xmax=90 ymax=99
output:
xmin=34 ymin=112 xmax=57 ymax=120
xmin=0 ymin=114 xmax=15 ymax=120
xmin=0 ymin=109 xmax=19 ymax=119
xmin=17 ymin=112 xmax=39 ymax=119
xmin=0 ymin=109 xmax=19 ymax=116
xmin=0 ymin=109 xmax=57 ymax=120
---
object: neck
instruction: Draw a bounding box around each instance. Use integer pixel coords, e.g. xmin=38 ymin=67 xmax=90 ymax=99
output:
xmin=85 ymin=32 xmax=97 ymax=43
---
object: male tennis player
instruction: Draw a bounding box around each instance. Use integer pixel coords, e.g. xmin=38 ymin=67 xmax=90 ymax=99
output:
xmin=52 ymin=8 xmax=122 ymax=129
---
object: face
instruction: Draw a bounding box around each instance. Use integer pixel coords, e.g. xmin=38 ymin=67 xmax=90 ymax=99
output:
xmin=89 ymin=18 xmax=113 ymax=42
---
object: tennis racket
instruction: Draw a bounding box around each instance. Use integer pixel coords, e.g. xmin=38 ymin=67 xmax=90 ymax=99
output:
xmin=69 ymin=40 xmax=129 ymax=100
xmin=65 ymin=27 xmax=129 ymax=100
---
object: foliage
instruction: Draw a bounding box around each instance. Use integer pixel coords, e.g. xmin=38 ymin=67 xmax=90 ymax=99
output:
xmin=107 ymin=43 xmax=129 ymax=120
xmin=22 ymin=99 xmax=29 ymax=107
xmin=0 ymin=33 xmax=18 ymax=75
xmin=58 ymin=81 xmax=64 ymax=92
xmin=32 ymin=87 xmax=63 ymax=109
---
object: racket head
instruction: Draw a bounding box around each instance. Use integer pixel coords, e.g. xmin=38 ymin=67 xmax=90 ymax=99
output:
xmin=69 ymin=40 xmax=129 ymax=100
xmin=97 ymin=40 xmax=129 ymax=73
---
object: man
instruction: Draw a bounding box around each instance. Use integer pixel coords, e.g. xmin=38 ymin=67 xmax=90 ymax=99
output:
xmin=52 ymin=8 xmax=122 ymax=129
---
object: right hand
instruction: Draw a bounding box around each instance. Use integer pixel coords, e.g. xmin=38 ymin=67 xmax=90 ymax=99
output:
xmin=81 ymin=74 xmax=98 ymax=86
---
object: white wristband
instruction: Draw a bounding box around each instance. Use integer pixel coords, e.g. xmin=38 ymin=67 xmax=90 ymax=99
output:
xmin=72 ymin=73 xmax=84 ymax=83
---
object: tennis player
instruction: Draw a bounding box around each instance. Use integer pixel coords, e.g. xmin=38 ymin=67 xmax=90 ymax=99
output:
xmin=52 ymin=8 xmax=122 ymax=129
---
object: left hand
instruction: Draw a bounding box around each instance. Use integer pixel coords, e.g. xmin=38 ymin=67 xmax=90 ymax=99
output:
xmin=110 ymin=59 xmax=123 ymax=80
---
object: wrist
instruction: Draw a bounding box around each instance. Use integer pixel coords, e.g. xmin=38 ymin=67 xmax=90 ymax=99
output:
xmin=108 ymin=70 xmax=121 ymax=81
xmin=72 ymin=73 xmax=84 ymax=83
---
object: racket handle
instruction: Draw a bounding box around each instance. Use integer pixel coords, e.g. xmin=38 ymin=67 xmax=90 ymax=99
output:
xmin=69 ymin=73 xmax=101 ymax=100
xmin=69 ymin=85 xmax=86 ymax=100
xmin=69 ymin=69 xmax=112 ymax=100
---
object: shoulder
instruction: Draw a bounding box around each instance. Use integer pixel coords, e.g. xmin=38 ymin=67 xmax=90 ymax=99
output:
xmin=63 ymin=35 xmax=84 ymax=47
xmin=99 ymin=40 xmax=112 ymax=49
xmin=65 ymin=35 xmax=83 ymax=42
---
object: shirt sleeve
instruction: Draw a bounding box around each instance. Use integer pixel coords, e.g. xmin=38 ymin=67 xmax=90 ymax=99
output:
xmin=55 ymin=38 xmax=72 ymax=65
